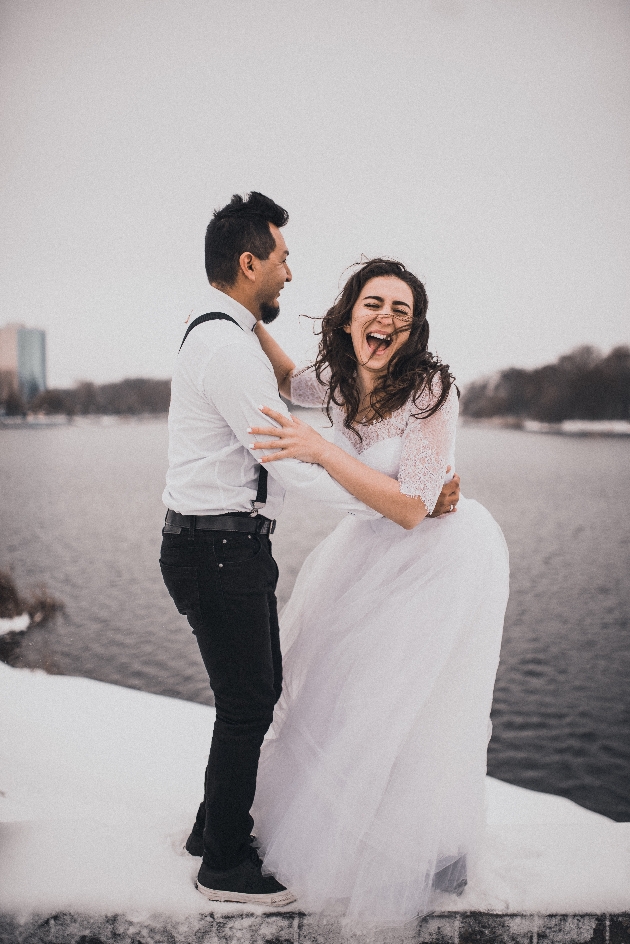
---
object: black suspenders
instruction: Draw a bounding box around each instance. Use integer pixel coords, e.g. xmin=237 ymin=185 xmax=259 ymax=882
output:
xmin=179 ymin=312 xmax=242 ymax=351
xmin=179 ymin=313 xmax=268 ymax=514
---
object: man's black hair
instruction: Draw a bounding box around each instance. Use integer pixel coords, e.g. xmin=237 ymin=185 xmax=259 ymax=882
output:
xmin=205 ymin=192 xmax=289 ymax=287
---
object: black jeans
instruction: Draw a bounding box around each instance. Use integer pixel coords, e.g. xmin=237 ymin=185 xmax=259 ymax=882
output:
xmin=160 ymin=526 xmax=282 ymax=871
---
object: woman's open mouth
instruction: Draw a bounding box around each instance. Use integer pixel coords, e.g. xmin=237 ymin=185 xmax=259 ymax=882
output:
xmin=366 ymin=332 xmax=392 ymax=355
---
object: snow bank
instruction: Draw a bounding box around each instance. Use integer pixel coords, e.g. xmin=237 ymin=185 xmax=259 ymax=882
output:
xmin=0 ymin=662 xmax=628 ymax=918
xmin=0 ymin=614 xmax=30 ymax=636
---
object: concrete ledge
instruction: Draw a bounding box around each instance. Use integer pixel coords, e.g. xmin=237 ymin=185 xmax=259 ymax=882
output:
xmin=1 ymin=912 xmax=629 ymax=944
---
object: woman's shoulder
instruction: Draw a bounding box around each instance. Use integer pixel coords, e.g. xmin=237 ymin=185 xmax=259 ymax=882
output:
xmin=290 ymin=363 xmax=330 ymax=408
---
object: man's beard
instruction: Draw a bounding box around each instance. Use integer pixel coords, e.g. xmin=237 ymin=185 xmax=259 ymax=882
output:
xmin=260 ymin=302 xmax=280 ymax=325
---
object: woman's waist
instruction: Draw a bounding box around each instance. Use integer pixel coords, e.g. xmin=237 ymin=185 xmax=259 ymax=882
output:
xmin=358 ymin=495 xmax=497 ymax=537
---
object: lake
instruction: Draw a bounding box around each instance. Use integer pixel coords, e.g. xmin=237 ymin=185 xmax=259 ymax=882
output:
xmin=1 ymin=416 xmax=629 ymax=821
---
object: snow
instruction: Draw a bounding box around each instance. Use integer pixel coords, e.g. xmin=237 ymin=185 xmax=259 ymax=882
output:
xmin=0 ymin=662 xmax=628 ymax=919
xmin=0 ymin=614 xmax=30 ymax=636
xmin=522 ymin=419 xmax=630 ymax=436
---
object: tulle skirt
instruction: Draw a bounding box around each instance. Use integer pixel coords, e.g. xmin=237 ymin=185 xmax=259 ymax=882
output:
xmin=253 ymin=497 xmax=509 ymax=923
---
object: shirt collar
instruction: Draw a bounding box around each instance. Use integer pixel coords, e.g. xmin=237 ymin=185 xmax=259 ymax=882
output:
xmin=207 ymin=285 xmax=258 ymax=333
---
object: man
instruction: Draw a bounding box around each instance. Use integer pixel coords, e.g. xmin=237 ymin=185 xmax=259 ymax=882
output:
xmin=160 ymin=192 xmax=460 ymax=906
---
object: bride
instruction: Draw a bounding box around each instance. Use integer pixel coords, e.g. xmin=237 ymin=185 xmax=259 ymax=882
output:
xmin=249 ymin=258 xmax=509 ymax=923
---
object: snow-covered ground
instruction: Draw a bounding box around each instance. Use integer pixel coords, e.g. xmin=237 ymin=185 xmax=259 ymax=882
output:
xmin=0 ymin=662 xmax=628 ymax=918
xmin=0 ymin=614 xmax=30 ymax=636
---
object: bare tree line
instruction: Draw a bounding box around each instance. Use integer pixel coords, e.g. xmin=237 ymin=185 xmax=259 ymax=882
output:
xmin=461 ymin=345 xmax=630 ymax=423
xmin=3 ymin=344 xmax=629 ymax=423
xmin=1 ymin=378 xmax=171 ymax=417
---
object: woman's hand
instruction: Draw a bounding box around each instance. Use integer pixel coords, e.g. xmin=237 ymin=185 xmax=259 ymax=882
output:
xmin=248 ymin=406 xmax=330 ymax=465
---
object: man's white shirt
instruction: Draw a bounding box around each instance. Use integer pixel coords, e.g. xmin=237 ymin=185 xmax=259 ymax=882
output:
xmin=163 ymin=286 xmax=376 ymax=520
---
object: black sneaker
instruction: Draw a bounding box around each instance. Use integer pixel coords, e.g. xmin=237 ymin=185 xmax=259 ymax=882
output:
xmin=196 ymin=846 xmax=296 ymax=906
xmin=184 ymin=830 xmax=257 ymax=858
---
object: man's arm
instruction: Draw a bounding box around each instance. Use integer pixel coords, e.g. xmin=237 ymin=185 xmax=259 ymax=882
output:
xmin=248 ymin=407 xmax=461 ymax=528
xmin=205 ymin=343 xmax=380 ymax=517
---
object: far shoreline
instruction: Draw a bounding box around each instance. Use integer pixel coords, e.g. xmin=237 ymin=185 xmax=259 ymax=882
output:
xmin=3 ymin=412 xmax=630 ymax=437
xmin=460 ymin=416 xmax=630 ymax=437
xmin=0 ymin=413 xmax=168 ymax=429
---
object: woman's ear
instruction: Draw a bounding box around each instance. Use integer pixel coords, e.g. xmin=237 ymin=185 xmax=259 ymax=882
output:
xmin=342 ymin=323 xmax=351 ymax=334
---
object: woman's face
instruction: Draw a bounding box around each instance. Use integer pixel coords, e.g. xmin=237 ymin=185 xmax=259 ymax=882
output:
xmin=343 ymin=276 xmax=414 ymax=376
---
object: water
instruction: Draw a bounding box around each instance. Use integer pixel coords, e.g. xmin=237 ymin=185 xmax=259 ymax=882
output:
xmin=1 ymin=417 xmax=629 ymax=821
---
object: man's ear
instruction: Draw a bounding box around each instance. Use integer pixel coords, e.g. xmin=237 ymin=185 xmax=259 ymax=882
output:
xmin=238 ymin=252 xmax=257 ymax=283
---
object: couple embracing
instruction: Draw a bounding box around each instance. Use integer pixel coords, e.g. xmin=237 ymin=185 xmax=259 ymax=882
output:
xmin=160 ymin=192 xmax=509 ymax=923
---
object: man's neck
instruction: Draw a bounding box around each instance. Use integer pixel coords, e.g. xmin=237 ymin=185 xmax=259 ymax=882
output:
xmin=211 ymin=282 xmax=261 ymax=321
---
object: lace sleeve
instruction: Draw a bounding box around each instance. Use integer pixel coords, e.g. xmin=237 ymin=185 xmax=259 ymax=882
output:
xmin=290 ymin=363 xmax=329 ymax=408
xmin=398 ymin=385 xmax=459 ymax=514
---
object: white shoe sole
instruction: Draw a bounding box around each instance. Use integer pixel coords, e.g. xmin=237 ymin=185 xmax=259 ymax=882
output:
xmin=196 ymin=880 xmax=296 ymax=907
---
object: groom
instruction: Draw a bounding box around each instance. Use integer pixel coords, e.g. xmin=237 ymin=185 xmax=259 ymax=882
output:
xmin=160 ymin=192 xmax=460 ymax=905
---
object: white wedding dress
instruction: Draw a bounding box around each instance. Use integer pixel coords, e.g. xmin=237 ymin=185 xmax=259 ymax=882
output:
xmin=252 ymin=367 xmax=510 ymax=923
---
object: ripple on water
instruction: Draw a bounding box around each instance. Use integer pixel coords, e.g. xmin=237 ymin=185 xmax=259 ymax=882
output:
xmin=1 ymin=421 xmax=629 ymax=820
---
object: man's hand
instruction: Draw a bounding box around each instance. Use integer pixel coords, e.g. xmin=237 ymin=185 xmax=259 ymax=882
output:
xmin=429 ymin=470 xmax=460 ymax=517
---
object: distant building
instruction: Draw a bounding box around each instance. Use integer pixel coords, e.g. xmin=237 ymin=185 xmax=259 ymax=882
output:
xmin=0 ymin=323 xmax=47 ymax=401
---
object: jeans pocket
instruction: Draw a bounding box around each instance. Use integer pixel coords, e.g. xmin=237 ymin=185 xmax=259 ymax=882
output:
xmin=216 ymin=533 xmax=262 ymax=566
xmin=160 ymin=561 xmax=200 ymax=616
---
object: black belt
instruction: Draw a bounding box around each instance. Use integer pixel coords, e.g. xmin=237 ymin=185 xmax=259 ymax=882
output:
xmin=164 ymin=509 xmax=276 ymax=535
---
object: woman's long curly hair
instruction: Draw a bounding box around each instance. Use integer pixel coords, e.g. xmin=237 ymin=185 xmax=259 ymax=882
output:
xmin=314 ymin=258 xmax=455 ymax=437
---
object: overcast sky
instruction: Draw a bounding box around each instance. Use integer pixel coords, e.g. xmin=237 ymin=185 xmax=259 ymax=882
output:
xmin=1 ymin=0 xmax=628 ymax=389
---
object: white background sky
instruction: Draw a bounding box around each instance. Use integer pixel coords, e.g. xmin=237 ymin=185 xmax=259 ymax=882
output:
xmin=1 ymin=0 xmax=628 ymax=389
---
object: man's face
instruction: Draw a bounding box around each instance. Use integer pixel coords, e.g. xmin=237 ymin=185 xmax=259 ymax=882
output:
xmin=257 ymin=224 xmax=292 ymax=324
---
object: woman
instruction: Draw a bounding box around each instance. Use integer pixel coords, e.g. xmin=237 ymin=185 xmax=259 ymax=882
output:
xmin=249 ymin=258 xmax=509 ymax=923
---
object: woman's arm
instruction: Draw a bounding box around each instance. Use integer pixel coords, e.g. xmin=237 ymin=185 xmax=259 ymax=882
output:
xmin=253 ymin=323 xmax=295 ymax=398
xmin=249 ymin=407 xmax=429 ymax=529
xmin=311 ymin=440 xmax=429 ymax=530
